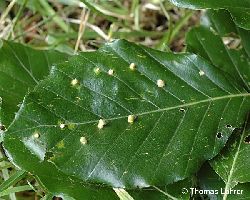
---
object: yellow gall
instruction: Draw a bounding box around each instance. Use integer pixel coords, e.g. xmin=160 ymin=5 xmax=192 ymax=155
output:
xmin=129 ymin=63 xmax=136 ymax=70
xmin=33 ymin=132 xmax=40 ymax=138
xmin=98 ymin=119 xmax=106 ymax=129
xmin=71 ymin=78 xmax=78 ymax=86
xmin=157 ymin=79 xmax=165 ymax=88
xmin=108 ymin=69 xmax=114 ymax=75
xmin=94 ymin=67 xmax=101 ymax=74
xmin=199 ymin=70 xmax=205 ymax=76
xmin=128 ymin=115 xmax=135 ymax=124
xmin=80 ymin=137 xmax=87 ymax=145
xmin=59 ymin=123 xmax=66 ymax=129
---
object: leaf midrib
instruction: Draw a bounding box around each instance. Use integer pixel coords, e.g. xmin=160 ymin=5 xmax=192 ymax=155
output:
xmin=222 ymin=114 xmax=249 ymax=200
xmin=9 ymin=93 xmax=250 ymax=135
xmin=22 ymin=93 xmax=250 ymax=125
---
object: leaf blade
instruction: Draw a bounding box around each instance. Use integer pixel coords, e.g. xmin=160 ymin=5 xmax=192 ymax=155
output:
xmin=3 ymin=40 xmax=250 ymax=191
xmin=210 ymin=113 xmax=250 ymax=191
xmin=168 ymin=0 xmax=250 ymax=30
xmin=0 ymin=40 xmax=68 ymax=126
xmin=0 ymin=170 xmax=27 ymax=191
xmin=186 ymin=10 xmax=250 ymax=91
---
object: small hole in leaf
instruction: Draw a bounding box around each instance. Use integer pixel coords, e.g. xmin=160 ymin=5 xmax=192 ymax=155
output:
xmin=216 ymin=132 xmax=223 ymax=139
xmin=226 ymin=124 xmax=232 ymax=128
xmin=179 ymin=108 xmax=185 ymax=112
xmin=45 ymin=151 xmax=54 ymax=161
xmin=53 ymin=197 xmax=62 ymax=200
xmin=0 ymin=125 xmax=6 ymax=131
xmin=244 ymin=135 xmax=250 ymax=144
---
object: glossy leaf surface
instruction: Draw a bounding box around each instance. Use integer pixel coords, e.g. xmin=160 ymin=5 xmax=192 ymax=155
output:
xmin=210 ymin=113 xmax=250 ymax=191
xmin=200 ymin=10 xmax=250 ymax=56
xmin=168 ymin=0 xmax=250 ymax=30
xmin=0 ymin=41 xmax=109 ymax=199
xmin=186 ymin=14 xmax=250 ymax=189
xmin=4 ymin=136 xmax=119 ymax=199
xmin=3 ymin=40 xmax=250 ymax=191
xmin=186 ymin=10 xmax=250 ymax=92
xmin=198 ymin=163 xmax=250 ymax=200
xmin=130 ymin=179 xmax=191 ymax=200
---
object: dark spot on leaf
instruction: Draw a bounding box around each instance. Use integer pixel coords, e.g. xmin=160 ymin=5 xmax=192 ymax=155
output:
xmin=244 ymin=135 xmax=250 ymax=144
xmin=226 ymin=124 xmax=232 ymax=128
xmin=216 ymin=132 xmax=222 ymax=139
xmin=0 ymin=125 xmax=6 ymax=131
xmin=53 ymin=197 xmax=62 ymax=200
xmin=44 ymin=151 xmax=54 ymax=161
xmin=179 ymin=108 xmax=185 ymax=112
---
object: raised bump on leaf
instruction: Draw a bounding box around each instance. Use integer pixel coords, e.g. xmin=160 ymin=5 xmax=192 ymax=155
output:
xmin=129 ymin=63 xmax=136 ymax=70
xmin=80 ymin=137 xmax=88 ymax=145
xmin=157 ymin=79 xmax=165 ymax=88
xmin=71 ymin=78 xmax=79 ymax=86
xmin=98 ymin=119 xmax=106 ymax=129
xmin=244 ymin=135 xmax=250 ymax=144
xmin=108 ymin=69 xmax=114 ymax=76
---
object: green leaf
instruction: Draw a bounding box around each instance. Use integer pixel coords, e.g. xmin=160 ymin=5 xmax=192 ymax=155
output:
xmin=113 ymin=188 xmax=134 ymax=200
xmin=129 ymin=179 xmax=191 ymax=200
xmin=40 ymin=194 xmax=54 ymax=200
xmin=4 ymin=137 xmax=118 ymax=199
xmin=0 ymin=97 xmax=3 ymax=143
xmin=198 ymin=163 xmax=250 ymax=200
xmin=186 ymin=10 xmax=250 ymax=91
xmin=0 ymin=40 xmax=68 ymax=127
xmin=0 ymin=185 xmax=32 ymax=197
xmin=168 ymin=0 xmax=250 ymax=30
xmin=16 ymin=0 xmax=43 ymax=12
xmin=210 ymin=113 xmax=250 ymax=194
xmin=0 ymin=170 xmax=27 ymax=191
xmin=3 ymin=39 xmax=250 ymax=194
xmin=200 ymin=10 xmax=250 ymax=56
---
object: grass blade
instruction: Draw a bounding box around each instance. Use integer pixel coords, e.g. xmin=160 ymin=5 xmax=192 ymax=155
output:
xmin=0 ymin=170 xmax=27 ymax=191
